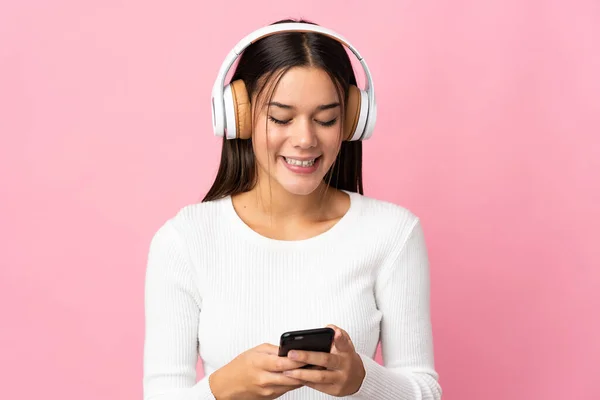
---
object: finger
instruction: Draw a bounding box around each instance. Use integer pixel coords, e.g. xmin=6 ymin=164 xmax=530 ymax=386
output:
xmin=267 ymin=384 xmax=304 ymax=395
xmin=283 ymin=368 xmax=339 ymax=385
xmin=261 ymin=371 xmax=306 ymax=387
xmin=256 ymin=343 xmax=280 ymax=355
xmin=326 ymin=324 xmax=343 ymax=339
xmin=267 ymin=354 xmax=307 ymax=372
xmin=253 ymin=352 xmax=306 ymax=372
xmin=326 ymin=326 xmax=354 ymax=353
xmin=333 ymin=332 xmax=354 ymax=353
xmin=288 ymin=350 xmax=341 ymax=370
xmin=303 ymin=381 xmax=349 ymax=397
xmin=326 ymin=324 xmax=349 ymax=344
xmin=263 ymin=384 xmax=305 ymax=399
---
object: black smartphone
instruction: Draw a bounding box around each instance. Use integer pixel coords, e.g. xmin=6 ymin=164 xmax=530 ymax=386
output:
xmin=278 ymin=327 xmax=335 ymax=369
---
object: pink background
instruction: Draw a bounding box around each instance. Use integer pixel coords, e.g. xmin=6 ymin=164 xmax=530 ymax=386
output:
xmin=1 ymin=1 xmax=598 ymax=399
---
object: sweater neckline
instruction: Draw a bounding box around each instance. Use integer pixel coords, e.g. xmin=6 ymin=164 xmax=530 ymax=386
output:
xmin=222 ymin=190 xmax=362 ymax=249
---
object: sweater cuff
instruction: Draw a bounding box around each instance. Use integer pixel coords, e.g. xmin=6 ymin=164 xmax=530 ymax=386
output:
xmin=347 ymin=353 xmax=418 ymax=399
xmin=191 ymin=374 xmax=217 ymax=400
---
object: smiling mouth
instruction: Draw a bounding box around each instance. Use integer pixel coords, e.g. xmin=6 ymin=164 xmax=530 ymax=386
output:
xmin=282 ymin=156 xmax=321 ymax=167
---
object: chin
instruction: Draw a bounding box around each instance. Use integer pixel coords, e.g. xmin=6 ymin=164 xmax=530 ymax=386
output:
xmin=270 ymin=160 xmax=329 ymax=196
xmin=280 ymin=182 xmax=323 ymax=196
xmin=276 ymin=177 xmax=326 ymax=196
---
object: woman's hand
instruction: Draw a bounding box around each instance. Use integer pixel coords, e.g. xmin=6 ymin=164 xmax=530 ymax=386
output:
xmin=209 ymin=343 xmax=307 ymax=400
xmin=282 ymin=324 xmax=366 ymax=397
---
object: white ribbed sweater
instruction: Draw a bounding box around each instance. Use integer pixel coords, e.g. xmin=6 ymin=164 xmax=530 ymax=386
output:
xmin=143 ymin=191 xmax=442 ymax=399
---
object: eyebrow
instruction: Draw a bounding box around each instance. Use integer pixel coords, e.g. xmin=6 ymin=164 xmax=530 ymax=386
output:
xmin=267 ymin=101 xmax=341 ymax=111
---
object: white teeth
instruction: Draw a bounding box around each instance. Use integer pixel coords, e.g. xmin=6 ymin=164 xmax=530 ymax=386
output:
xmin=284 ymin=157 xmax=316 ymax=167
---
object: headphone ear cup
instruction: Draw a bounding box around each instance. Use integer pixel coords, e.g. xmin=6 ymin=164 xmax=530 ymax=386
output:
xmin=344 ymin=85 xmax=368 ymax=141
xmin=344 ymin=85 xmax=360 ymax=141
xmin=230 ymin=79 xmax=252 ymax=139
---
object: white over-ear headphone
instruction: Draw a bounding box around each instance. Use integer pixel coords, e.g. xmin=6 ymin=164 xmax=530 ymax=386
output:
xmin=210 ymin=22 xmax=377 ymax=142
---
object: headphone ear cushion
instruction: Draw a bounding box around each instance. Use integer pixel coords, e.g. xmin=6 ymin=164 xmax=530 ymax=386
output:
xmin=230 ymin=79 xmax=252 ymax=139
xmin=344 ymin=85 xmax=362 ymax=141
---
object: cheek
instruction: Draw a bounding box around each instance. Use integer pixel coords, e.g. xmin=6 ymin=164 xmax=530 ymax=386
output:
xmin=251 ymin=123 xmax=285 ymax=162
xmin=251 ymin=117 xmax=269 ymax=157
xmin=321 ymin=134 xmax=343 ymax=159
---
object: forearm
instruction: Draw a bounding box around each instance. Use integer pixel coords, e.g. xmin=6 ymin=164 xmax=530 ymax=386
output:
xmin=143 ymin=374 xmax=216 ymax=400
xmin=348 ymin=354 xmax=441 ymax=400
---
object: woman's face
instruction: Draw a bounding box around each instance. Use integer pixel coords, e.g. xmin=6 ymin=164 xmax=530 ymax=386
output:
xmin=251 ymin=66 xmax=343 ymax=196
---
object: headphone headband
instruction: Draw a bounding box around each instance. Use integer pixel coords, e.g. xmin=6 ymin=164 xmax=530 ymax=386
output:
xmin=211 ymin=22 xmax=377 ymax=141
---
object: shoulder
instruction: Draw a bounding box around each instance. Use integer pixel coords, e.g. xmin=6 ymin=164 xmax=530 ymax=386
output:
xmin=353 ymin=192 xmax=420 ymax=229
xmin=148 ymin=197 xmax=231 ymax=249
xmin=350 ymin=192 xmax=423 ymax=249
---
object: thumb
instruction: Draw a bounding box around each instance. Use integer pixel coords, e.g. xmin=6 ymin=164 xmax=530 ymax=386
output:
xmin=255 ymin=343 xmax=279 ymax=355
xmin=327 ymin=325 xmax=354 ymax=353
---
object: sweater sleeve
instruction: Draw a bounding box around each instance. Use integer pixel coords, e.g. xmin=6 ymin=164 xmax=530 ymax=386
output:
xmin=348 ymin=218 xmax=442 ymax=400
xmin=143 ymin=221 xmax=216 ymax=400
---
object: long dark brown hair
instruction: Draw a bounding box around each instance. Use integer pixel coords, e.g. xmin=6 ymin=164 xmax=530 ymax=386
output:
xmin=202 ymin=18 xmax=363 ymax=202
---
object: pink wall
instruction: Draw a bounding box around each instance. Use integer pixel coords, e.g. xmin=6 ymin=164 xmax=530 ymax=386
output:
xmin=1 ymin=1 xmax=598 ymax=399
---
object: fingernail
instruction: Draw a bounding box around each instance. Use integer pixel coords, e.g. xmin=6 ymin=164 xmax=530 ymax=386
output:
xmin=288 ymin=351 xmax=297 ymax=359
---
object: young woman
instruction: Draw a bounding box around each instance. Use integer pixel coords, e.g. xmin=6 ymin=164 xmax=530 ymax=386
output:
xmin=143 ymin=19 xmax=442 ymax=400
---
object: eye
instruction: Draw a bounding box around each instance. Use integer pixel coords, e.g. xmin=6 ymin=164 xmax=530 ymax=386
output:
xmin=268 ymin=116 xmax=291 ymax=125
xmin=316 ymin=118 xmax=338 ymax=127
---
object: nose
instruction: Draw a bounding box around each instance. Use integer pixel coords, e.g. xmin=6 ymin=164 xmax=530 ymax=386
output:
xmin=291 ymin=118 xmax=318 ymax=149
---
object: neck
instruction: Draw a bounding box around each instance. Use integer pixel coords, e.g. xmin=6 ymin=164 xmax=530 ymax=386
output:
xmin=246 ymin=180 xmax=334 ymax=221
